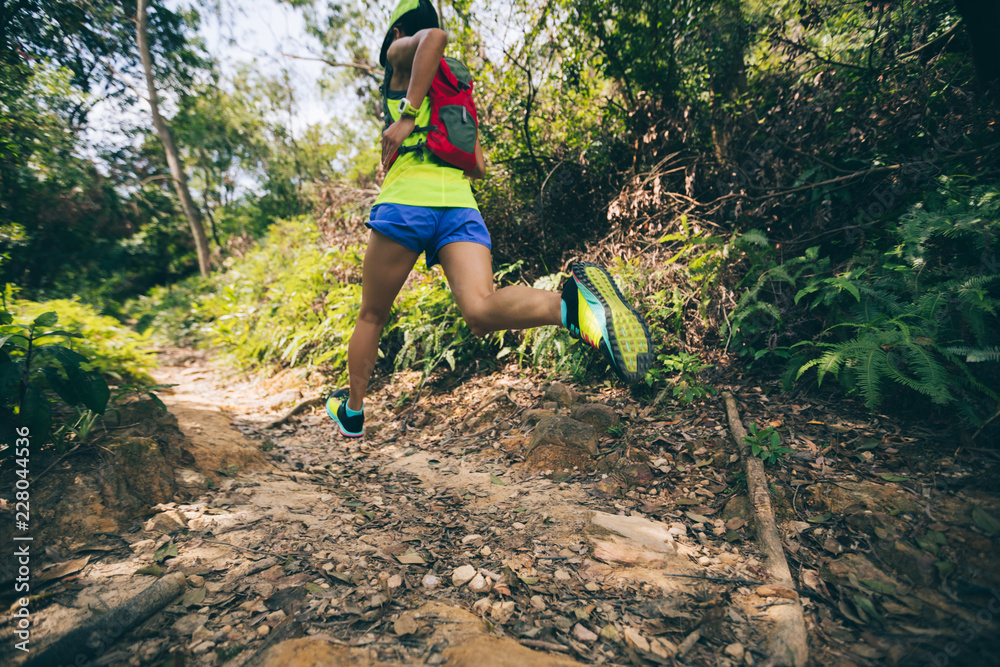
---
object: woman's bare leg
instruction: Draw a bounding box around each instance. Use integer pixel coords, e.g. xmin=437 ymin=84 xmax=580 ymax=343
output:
xmin=436 ymin=242 xmax=562 ymax=335
xmin=347 ymin=230 xmax=420 ymax=411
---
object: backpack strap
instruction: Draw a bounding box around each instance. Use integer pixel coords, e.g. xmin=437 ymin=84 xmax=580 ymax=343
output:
xmin=381 ymin=64 xmax=394 ymax=131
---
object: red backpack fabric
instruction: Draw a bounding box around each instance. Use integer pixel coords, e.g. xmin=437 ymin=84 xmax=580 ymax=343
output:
xmin=383 ymin=56 xmax=479 ymax=172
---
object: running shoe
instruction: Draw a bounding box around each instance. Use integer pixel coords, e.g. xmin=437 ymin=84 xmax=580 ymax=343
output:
xmin=561 ymin=262 xmax=654 ymax=383
xmin=326 ymin=389 xmax=364 ymax=437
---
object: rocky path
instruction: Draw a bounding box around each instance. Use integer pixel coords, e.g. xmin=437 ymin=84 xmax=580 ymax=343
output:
xmin=4 ymin=349 xmax=1000 ymax=666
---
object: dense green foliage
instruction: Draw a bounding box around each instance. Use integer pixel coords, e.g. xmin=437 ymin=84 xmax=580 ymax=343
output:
xmin=4 ymin=0 xmax=999 ymax=437
xmin=729 ymin=181 xmax=1000 ymax=422
xmin=129 ymin=217 xmax=562 ymax=382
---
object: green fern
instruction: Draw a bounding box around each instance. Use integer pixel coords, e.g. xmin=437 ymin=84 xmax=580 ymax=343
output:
xmin=946 ymin=346 xmax=1000 ymax=363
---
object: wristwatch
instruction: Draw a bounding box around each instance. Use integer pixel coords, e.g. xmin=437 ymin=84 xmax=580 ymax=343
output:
xmin=397 ymin=97 xmax=419 ymax=118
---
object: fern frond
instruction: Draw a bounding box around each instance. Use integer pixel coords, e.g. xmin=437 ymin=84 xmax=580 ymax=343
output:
xmin=892 ymin=343 xmax=954 ymax=404
xmin=856 ymin=345 xmax=888 ymax=409
xmin=945 ymin=346 xmax=1000 ymax=363
xmin=736 ymin=229 xmax=770 ymax=248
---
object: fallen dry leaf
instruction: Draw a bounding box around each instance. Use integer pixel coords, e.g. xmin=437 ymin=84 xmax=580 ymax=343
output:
xmin=39 ymin=556 xmax=90 ymax=582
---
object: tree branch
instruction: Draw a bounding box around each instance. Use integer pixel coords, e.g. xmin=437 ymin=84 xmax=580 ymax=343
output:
xmin=772 ymin=34 xmax=870 ymax=72
xmin=898 ymin=20 xmax=962 ymax=59
xmin=280 ymin=52 xmax=381 ymax=82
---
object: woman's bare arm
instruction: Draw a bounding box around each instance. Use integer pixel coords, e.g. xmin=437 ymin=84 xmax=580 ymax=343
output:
xmin=465 ymin=136 xmax=486 ymax=180
xmin=381 ymin=28 xmax=448 ymax=167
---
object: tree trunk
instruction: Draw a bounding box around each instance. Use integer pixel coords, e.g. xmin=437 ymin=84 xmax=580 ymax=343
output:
xmin=954 ymin=0 xmax=1000 ymax=104
xmin=709 ymin=0 xmax=748 ymax=162
xmin=136 ymin=0 xmax=211 ymax=277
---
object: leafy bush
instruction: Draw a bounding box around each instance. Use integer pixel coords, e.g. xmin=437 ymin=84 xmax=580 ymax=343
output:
xmin=13 ymin=296 xmax=156 ymax=384
xmin=729 ymin=182 xmax=1000 ymax=424
xmin=1 ymin=302 xmax=109 ymax=449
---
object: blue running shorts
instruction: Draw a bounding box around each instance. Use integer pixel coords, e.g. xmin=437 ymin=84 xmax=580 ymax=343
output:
xmin=367 ymin=203 xmax=492 ymax=268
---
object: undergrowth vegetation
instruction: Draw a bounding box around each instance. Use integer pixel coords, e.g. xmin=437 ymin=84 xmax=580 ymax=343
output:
xmin=728 ymin=181 xmax=1000 ymax=425
xmin=128 ymin=216 xmax=719 ymax=399
xmin=1 ymin=286 xmax=157 ymax=448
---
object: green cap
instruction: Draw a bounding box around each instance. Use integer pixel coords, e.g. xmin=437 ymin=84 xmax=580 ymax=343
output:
xmin=379 ymin=0 xmax=438 ymax=67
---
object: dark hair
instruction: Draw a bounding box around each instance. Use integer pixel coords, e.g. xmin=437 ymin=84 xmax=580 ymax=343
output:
xmin=396 ymin=2 xmax=438 ymax=36
xmin=379 ymin=0 xmax=439 ymax=66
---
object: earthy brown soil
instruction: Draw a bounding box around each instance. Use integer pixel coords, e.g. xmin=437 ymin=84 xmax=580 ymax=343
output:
xmin=2 ymin=348 xmax=999 ymax=666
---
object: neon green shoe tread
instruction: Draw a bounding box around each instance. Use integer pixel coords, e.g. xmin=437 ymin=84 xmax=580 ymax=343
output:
xmin=573 ymin=262 xmax=654 ymax=383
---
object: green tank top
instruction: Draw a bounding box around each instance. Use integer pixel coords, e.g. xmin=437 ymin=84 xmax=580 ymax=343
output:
xmin=376 ymin=88 xmax=479 ymax=210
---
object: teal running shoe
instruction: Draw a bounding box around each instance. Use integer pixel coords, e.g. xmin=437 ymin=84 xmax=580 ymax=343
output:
xmin=561 ymin=262 xmax=654 ymax=383
xmin=326 ymin=389 xmax=364 ymax=438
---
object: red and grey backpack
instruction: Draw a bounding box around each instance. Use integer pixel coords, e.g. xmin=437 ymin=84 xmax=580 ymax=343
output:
xmin=382 ymin=56 xmax=479 ymax=172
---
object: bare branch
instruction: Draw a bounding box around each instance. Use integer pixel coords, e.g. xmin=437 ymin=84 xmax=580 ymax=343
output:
xmin=280 ymin=52 xmax=382 ymax=82
xmin=898 ymin=20 xmax=962 ymax=59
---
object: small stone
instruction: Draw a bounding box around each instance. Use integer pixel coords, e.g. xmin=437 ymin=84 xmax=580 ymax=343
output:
xmin=192 ymin=640 xmax=215 ymax=655
xmin=388 ymin=574 xmax=403 ymax=589
xmin=554 ymin=569 xmax=571 ymax=581
xmin=584 ymin=582 xmax=600 ymax=592
xmin=490 ymin=600 xmax=516 ymax=623
xmin=480 ymin=545 xmax=492 ymax=556
xmin=650 ymin=638 xmax=677 ymax=659
xmin=394 ymin=616 xmax=419 ymax=636
xmin=623 ymin=627 xmax=650 ymax=653
xmin=422 ymin=574 xmax=440 ymax=589
xmin=512 ymin=522 xmax=526 ymax=530
xmin=187 ymin=575 xmax=205 ymax=588
xmin=572 ymin=623 xmax=598 ymax=642
xmin=266 ymin=610 xmax=286 ymax=622
xmin=530 ymin=595 xmax=547 ymax=611
xmin=718 ymin=552 xmax=740 ymax=565
xmin=473 ymin=598 xmax=492 ymax=615
xmin=725 ymin=642 xmax=745 ymax=661
xmin=173 ymin=614 xmax=207 ymax=636
xmin=192 ymin=626 xmax=214 ymax=643
xmin=698 ymin=556 xmax=712 ymax=565
xmin=145 ymin=510 xmax=187 ymax=533
xmin=175 ymin=468 xmax=209 ymax=490
xmin=543 ymin=382 xmax=575 ymax=407
xmin=452 ymin=565 xmax=476 ymax=587
xmin=468 ymin=573 xmax=492 ymax=593
xmin=461 ymin=534 xmax=483 ymax=544
xmin=257 ymin=625 xmax=270 ymax=637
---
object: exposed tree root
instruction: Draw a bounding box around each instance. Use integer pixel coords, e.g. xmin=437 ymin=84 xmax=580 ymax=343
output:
xmin=266 ymin=396 xmax=324 ymax=428
xmin=722 ymin=391 xmax=809 ymax=667
xmin=22 ymin=572 xmax=187 ymax=667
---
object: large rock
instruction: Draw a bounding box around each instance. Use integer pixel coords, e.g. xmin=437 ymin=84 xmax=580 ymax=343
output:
xmin=522 ymin=408 xmax=556 ymax=427
xmin=570 ymin=403 xmax=619 ymax=434
xmin=524 ymin=416 xmax=597 ymax=472
xmin=802 ymin=480 xmax=920 ymax=515
xmin=258 ymin=602 xmax=584 ymax=666
xmin=586 ymin=511 xmax=693 ymax=569
xmin=258 ymin=638 xmax=384 ymax=666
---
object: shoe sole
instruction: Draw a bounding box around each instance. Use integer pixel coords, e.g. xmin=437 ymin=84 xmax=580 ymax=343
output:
xmin=326 ymin=393 xmax=363 ymax=438
xmin=573 ymin=262 xmax=654 ymax=383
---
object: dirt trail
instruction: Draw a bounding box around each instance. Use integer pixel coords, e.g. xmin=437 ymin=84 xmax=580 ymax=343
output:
xmin=5 ymin=349 xmax=1000 ymax=666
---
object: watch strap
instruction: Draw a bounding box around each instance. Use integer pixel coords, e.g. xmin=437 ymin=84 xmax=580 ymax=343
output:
xmin=397 ymin=98 xmax=419 ymax=117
